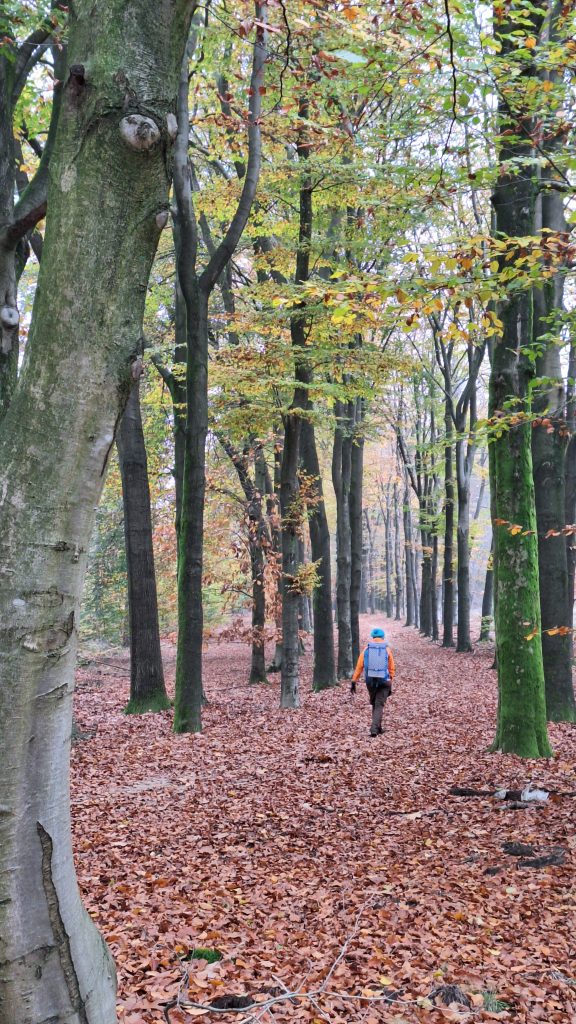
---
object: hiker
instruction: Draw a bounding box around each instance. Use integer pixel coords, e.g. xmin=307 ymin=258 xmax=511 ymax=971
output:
xmin=350 ymin=627 xmax=395 ymax=737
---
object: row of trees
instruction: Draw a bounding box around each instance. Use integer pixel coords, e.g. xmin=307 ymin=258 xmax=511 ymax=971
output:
xmin=1 ymin=0 xmax=576 ymax=1018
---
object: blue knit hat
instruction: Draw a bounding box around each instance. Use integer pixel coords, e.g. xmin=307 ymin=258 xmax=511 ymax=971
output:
xmin=371 ymin=627 xmax=385 ymax=639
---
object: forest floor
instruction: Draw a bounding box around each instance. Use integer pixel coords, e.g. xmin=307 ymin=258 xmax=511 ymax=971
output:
xmin=72 ymin=616 xmax=576 ymax=1024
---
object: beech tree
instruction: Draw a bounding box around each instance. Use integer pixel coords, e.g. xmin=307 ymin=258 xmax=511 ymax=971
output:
xmin=489 ymin=0 xmax=551 ymax=757
xmin=0 ymin=1 xmax=194 ymax=1018
xmin=116 ymin=379 xmax=169 ymax=714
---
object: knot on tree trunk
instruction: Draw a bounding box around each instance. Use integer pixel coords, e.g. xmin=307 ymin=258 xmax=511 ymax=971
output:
xmin=119 ymin=115 xmax=161 ymax=152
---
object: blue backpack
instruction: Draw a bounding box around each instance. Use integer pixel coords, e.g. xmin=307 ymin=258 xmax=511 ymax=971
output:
xmin=364 ymin=642 xmax=390 ymax=684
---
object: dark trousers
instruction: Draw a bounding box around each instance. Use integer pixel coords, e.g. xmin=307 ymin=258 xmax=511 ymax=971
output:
xmin=367 ymin=679 xmax=391 ymax=734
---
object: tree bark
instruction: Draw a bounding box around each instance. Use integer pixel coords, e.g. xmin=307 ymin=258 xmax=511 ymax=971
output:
xmin=479 ymin=538 xmax=494 ymax=641
xmin=403 ymin=480 xmax=416 ymax=627
xmin=332 ymin=399 xmax=354 ymax=677
xmin=442 ymin=404 xmax=455 ymax=646
xmin=455 ymin=440 xmax=473 ymax=652
xmin=300 ymin=417 xmax=337 ymax=689
xmin=393 ymin=481 xmax=403 ymax=620
xmin=0 ymin=2 xmax=193 ymax=1019
xmin=490 ymin=0 xmax=551 ymax=757
xmin=116 ymin=381 xmax=169 ymax=713
xmin=349 ymin=396 xmax=364 ymax=664
xmin=530 ymin=6 xmax=575 ymax=722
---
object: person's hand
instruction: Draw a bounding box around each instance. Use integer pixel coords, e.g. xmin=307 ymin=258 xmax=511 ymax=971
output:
xmin=350 ymin=680 xmax=357 ymax=695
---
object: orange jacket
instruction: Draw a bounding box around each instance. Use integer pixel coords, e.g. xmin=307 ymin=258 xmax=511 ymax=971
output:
xmin=351 ymin=638 xmax=395 ymax=683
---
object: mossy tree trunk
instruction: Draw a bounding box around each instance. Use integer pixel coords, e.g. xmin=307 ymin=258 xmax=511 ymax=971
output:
xmin=117 ymin=380 xmax=169 ymax=714
xmin=530 ymin=3 xmax=576 ymax=723
xmin=0 ymin=1 xmax=194 ymax=1019
xmin=489 ymin=0 xmax=551 ymax=757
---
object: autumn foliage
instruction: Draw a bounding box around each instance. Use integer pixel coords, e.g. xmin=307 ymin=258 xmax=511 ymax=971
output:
xmin=72 ymin=618 xmax=575 ymax=1024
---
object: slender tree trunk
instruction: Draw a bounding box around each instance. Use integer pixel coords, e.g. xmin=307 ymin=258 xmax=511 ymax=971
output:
xmin=431 ymin=531 xmax=439 ymax=641
xmin=300 ymin=418 xmax=337 ymax=689
xmin=385 ymin=486 xmax=394 ymax=618
xmin=280 ymin=415 xmax=302 ymax=707
xmin=117 ymin=381 xmax=169 ymax=713
xmin=479 ymin=538 xmax=494 ymax=641
xmin=419 ymin=526 xmax=433 ymax=637
xmin=174 ymin=287 xmax=208 ymax=733
xmin=393 ymin=482 xmax=402 ymax=620
xmin=490 ymin=0 xmax=551 ymax=756
xmin=267 ymin=439 xmax=284 ymax=672
xmin=173 ymin=16 xmax=266 ymax=730
xmin=403 ymin=482 xmax=415 ymax=627
xmin=0 ymin=2 xmax=193 ymax=1018
xmin=442 ymin=407 xmax=455 ymax=646
xmin=332 ymin=400 xmax=354 ymax=677
xmin=455 ymin=441 xmax=473 ymax=652
xmin=360 ymin=532 xmax=368 ymax=614
xmin=349 ymin=396 xmax=364 ymax=664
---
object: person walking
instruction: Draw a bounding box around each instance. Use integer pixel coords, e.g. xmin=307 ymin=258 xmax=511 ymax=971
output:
xmin=350 ymin=627 xmax=395 ymax=736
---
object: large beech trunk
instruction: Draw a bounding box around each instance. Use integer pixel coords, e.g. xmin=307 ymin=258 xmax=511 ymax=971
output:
xmin=530 ymin=22 xmax=575 ymax=722
xmin=117 ymin=381 xmax=169 ymax=713
xmin=0 ymin=3 xmax=193 ymax=1020
xmin=490 ymin=0 xmax=551 ymax=757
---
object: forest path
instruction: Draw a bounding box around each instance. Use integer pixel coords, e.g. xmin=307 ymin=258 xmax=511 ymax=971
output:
xmin=73 ymin=616 xmax=576 ymax=1024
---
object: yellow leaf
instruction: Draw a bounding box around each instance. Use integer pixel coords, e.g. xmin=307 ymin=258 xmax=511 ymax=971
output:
xmin=379 ymin=976 xmax=393 ymax=986
xmin=525 ymin=35 xmax=537 ymax=48
xmin=395 ymin=288 xmax=409 ymax=303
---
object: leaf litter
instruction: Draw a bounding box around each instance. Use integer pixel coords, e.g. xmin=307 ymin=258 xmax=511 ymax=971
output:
xmin=72 ymin=616 xmax=576 ymax=1023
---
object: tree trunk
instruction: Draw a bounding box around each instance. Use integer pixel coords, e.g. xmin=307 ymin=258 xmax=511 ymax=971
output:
xmin=442 ymin=406 xmax=455 ymax=646
xmin=565 ymin=338 xmax=576 ymax=631
xmin=300 ymin=417 xmax=337 ymax=689
xmin=419 ymin=529 xmax=433 ymax=637
xmin=116 ymin=381 xmax=169 ymax=713
xmin=403 ymin=482 xmax=415 ymax=627
xmin=332 ymin=399 xmax=354 ymax=677
xmin=280 ymin=415 xmax=302 ymax=707
xmin=0 ymin=2 xmax=193 ymax=1018
xmin=455 ymin=440 xmax=473 ymax=652
xmin=349 ymin=396 xmax=364 ymax=664
xmin=490 ymin=0 xmax=551 ymax=756
xmin=431 ymin=530 xmax=439 ymax=641
xmin=393 ymin=482 xmax=403 ymax=620
xmin=530 ymin=28 xmax=575 ymax=722
xmin=385 ymin=486 xmax=394 ymax=618
xmin=174 ymin=287 xmax=208 ymax=733
xmin=479 ymin=538 xmax=494 ymax=641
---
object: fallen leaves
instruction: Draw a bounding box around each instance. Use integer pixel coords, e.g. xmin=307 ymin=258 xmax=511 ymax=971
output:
xmin=72 ymin=618 xmax=575 ymax=1023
